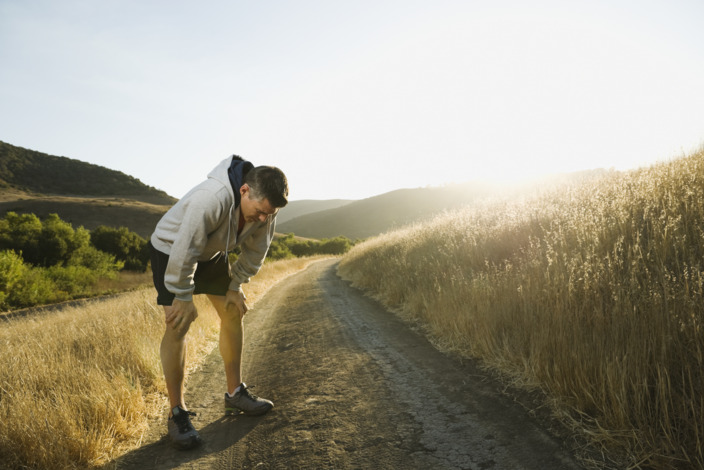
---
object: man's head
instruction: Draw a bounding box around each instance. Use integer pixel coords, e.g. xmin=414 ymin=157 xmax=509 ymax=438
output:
xmin=239 ymin=166 xmax=288 ymax=223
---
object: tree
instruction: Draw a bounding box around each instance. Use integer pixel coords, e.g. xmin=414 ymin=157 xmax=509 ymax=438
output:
xmin=319 ymin=236 xmax=352 ymax=255
xmin=90 ymin=225 xmax=149 ymax=271
xmin=0 ymin=212 xmax=41 ymax=261
xmin=36 ymin=214 xmax=88 ymax=266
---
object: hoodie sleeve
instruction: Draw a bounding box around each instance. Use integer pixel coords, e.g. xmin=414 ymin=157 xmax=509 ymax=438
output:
xmin=228 ymin=216 xmax=276 ymax=292
xmin=164 ymin=189 xmax=227 ymax=302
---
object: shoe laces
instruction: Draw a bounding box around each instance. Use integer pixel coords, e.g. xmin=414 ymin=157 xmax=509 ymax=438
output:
xmin=239 ymin=385 xmax=259 ymax=401
xmin=172 ymin=408 xmax=197 ymax=433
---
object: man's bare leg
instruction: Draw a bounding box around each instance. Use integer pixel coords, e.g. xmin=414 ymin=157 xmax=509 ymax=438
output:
xmin=160 ymin=299 xmax=198 ymax=411
xmin=160 ymin=300 xmax=201 ymax=449
xmin=160 ymin=312 xmax=189 ymax=410
xmin=207 ymin=294 xmax=243 ymax=394
xmin=208 ymin=292 xmax=273 ymax=415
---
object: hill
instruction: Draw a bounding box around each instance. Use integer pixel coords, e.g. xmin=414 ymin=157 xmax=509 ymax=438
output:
xmin=277 ymin=170 xmax=611 ymax=240
xmin=277 ymin=183 xmax=500 ymax=239
xmin=0 ymin=141 xmax=175 ymax=203
xmin=276 ymin=199 xmax=353 ymax=224
xmin=0 ymin=141 xmax=176 ymax=237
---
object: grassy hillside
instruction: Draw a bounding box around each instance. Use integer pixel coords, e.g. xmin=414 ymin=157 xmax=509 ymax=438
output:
xmin=0 ymin=141 xmax=175 ymax=203
xmin=0 ymin=141 xmax=175 ymax=236
xmin=339 ymin=150 xmax=704 ymax=469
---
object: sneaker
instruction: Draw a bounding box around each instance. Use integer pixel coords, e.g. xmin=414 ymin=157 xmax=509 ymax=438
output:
xmin=167 ymin=406 xmax=202 ymax=450
xmin=224 ymin=383 xmax=274 ymax=416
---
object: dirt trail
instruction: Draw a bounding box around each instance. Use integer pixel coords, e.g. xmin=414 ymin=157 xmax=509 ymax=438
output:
xmin=110 ymin=259 xmax=583 ymax=469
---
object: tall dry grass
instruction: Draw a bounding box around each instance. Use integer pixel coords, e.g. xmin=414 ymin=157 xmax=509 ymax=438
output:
xmin=0 ymin=256 xmax=326 ymax=469
xmin=338 ymin=151 xmax=704 ymax=469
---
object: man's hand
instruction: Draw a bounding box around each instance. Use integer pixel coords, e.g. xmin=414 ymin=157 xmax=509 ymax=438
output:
xmin=165 ymin=299 xmax=198 ymax=333
xmin=225 ymin=289 xmax=248 ymax=320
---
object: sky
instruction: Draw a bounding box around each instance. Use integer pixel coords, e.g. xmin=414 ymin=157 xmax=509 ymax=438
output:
xmin=1 ymin=0 xmax=703 ymax=201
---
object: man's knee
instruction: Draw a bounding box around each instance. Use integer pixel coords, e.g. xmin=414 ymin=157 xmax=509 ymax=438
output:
xmin=208 ymin=295 xmax=240 ymax=324
xmin=162 ymin=317 xmax=193 ymax=340
xmin=220 ymin=310 xmax=243 ymax=330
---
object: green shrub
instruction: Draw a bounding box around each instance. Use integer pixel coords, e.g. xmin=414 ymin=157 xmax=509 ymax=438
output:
xmin=68 ymin=245 xmax=123 ymax=276
xmin=266 ymin=240 xmax=294 ymax=260
xmin=0 ymin=250 xmax=27 ymax=310
xmin=0 ymin=212 xmax=41 ymax=261
xmin=267 ymin=233 xmax=355 ymax=259
xmin=0 ymin=212 xmax=91 ymax=267
xmin=0 ymin=215 xmax=124 ymax=310
xmin=46 ymin=265 xmax=98 ymax=297
xmin=90 ymin=226 xmax=148 ymax=271
xmin=8 ymin=267 xmax=63 ymax=309
xmin=318 ymin=236 xmax=352 ymax=255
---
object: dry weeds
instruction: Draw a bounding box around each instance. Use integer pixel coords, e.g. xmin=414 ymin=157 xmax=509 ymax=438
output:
xmin=339 ymin=151 xmax=704 ymax=469
xmin=0 ymin=256 xmax=327 ymax=469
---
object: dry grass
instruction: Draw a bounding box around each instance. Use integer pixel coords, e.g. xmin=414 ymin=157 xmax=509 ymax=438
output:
xmin=0 ymin=256 xmax=327 ymax=469
xmin=338 ymin=151 xmax=704 ymax=469
xmin=92 ymin=270 xmax=154 ymax=294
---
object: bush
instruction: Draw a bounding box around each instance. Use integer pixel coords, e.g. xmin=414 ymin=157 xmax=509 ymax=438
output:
xmin=0 ymin=212 xmax=41 ymax=261
xmin=37 ymin=214 xmax=89 ymax=266
xmin=68 ymin=245 xmax=123 ymax=276
xmin=5 ymin=265 xmax=63 ymax=309
xmin=318 ymin=236 xmax=352 ymax=255
xmin=0 ymin=250 xmax=27 ymax=310
xmin=0 ymin=214 xmax=125 ymax=310
xmin=266 ymin=240 xmax=294 ymax=260
xmin=90 ymin=226 xmax=149 ymax=272
xmin=0 ymin=212 xmax=90 ymax=267
xmin=267 ymin=233 xmax=355 ymax=259
xmin=46 ymin=265 xmax=99 ymax=298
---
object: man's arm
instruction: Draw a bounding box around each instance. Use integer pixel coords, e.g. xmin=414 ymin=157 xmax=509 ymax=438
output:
xmin=224 ymin=288 xmax=248 ymax=320
xmin=164 ymin=190 xmax=226 ymax=301
xmin=228 ymin=217 xmax=276 ymax=292
xmin=164 ymin=298 xmax=199 ymax=333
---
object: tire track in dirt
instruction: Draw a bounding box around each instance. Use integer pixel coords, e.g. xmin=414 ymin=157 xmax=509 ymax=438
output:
xmin=110 ymin=259 xmax=583 ymax=469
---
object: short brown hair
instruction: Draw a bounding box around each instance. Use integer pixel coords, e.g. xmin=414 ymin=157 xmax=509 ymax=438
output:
xmin=244 ymin=166 xmax=288 ymax=208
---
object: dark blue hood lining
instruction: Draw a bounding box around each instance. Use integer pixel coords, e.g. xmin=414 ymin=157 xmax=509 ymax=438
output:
xmin=227 ymin=155 xmax=254 ymax=208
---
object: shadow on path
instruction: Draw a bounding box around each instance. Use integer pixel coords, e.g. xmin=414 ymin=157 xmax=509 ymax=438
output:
xmin=106 ymin=412 xmax=265 ymax=469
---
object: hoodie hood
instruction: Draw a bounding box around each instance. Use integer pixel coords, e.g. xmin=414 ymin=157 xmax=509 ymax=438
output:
xmin=227 ymin=155 xmax=254 ymax=208
xmin=206 ymin=155 xmax=254 ymax=208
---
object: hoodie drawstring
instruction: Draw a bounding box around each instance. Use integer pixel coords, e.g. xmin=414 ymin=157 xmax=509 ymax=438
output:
xmin=225 ymin=203 xmax=234 ymax=276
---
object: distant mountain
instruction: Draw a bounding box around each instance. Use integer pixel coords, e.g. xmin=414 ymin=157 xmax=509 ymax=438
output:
xmin=0 ymin=141 xmax=176 ymax=237
xmin=0 ymin=141 xmax=175 ymax=204
xmin=276 ymin=199 xmax=354 ymax=224
xmin=277 ymin=182 xmax=501 ymax=240
xmin=277 ymin=170 xmax=612 ymax=240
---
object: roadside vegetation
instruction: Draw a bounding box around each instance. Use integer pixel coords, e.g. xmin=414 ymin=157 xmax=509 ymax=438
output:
xmin=0 ymin=255 xmax=328 ymax=469
xmin=0 ymin=212 xmax=356 ymax=312
xmin=0 ymin=212 xmax=151 ymax=311
xmin=338 ymin=149 xmax=704 ymax=469
xmin=266 ymin=232 xmax=356 ymax=260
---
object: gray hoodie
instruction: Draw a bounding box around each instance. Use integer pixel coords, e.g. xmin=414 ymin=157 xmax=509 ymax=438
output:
xmin=150 ymin=157 xmax=275 ymax=301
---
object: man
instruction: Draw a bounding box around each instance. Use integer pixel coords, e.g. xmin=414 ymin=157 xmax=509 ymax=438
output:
xmin=148 ymin=155 xmax=288 ymax=449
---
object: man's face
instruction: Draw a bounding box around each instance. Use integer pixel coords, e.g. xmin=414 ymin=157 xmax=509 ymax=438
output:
xmin=240 ymin=184 xmax=277 ymax=223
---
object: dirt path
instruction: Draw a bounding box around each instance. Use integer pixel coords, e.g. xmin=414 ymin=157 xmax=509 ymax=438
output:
xmin=110 ymin=259 xmax=583 ymax=469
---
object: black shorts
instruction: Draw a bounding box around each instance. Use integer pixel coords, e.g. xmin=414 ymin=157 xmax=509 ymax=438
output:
xmin=148 ymin=241 xmax=231 ymax=306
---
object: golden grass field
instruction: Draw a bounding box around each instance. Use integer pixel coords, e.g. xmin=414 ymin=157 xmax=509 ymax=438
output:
xmin=338 ymin=150 xmax=704 ymax=469
xmin=0 ymin=256 xmax=327 ymax=469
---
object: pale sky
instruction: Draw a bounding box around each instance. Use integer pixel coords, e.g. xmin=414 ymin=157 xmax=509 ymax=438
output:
xmin=1 ymin=0 xmax=703 ymax=201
